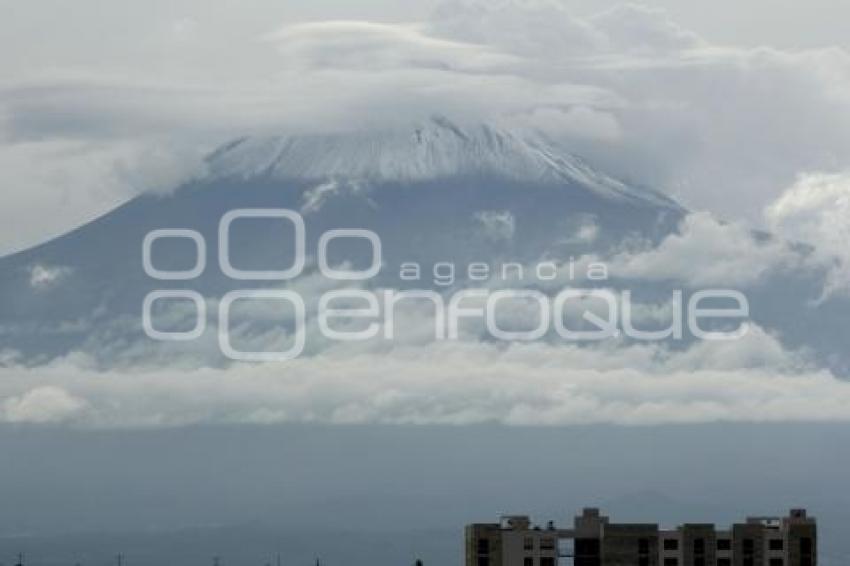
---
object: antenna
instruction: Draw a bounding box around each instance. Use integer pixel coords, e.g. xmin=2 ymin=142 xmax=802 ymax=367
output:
xmin=116 ymin=553 xmax=123 ymax=566
xmin=213 ymin=556 xmax=220 ymax=566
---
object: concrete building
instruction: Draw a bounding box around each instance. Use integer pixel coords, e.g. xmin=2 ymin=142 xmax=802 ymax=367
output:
xmin=465 ymin=508 xmax=815 ymax=566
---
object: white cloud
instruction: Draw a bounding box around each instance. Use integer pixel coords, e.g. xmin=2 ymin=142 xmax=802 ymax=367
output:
xmin=588 ymin=4 xmax=704 ymax=54
xmin=568 ymin=214 xmax=600 ymax=244
xmin=0 ymin=137 xmax=209 ymax=255
xmin=0 ymin=2 xmax=849 ymax=432
xmin=1 ymin=386 xmax=87 ymax=424
xmin=1 ymin=260 xmax=843 ymax=429
xmin=431 ymin=0 xmax=850 ymax=222
xmin=430 ymin=0 xmax=606 ymax=58
xmin=2 ymin=0 xmax=850 ymax=254
xmin=29 ymin=264 xmax=73 ymax=289
xmin=604 ymin=211 xmax=803 ymax=287
xmin=473 ymin=210 xmax=516 ymax=241
xmin=513 ymin=106 xmax=622 ymax=143
xmin=301 ymin=180 xmax=343 ymax=214
xmin=0 ymin=325 xmax=844 ymax=428
xmin=264 ymin=20 xmax=517 ymax=72
xmin=766 ymin=171 xmax=850 ymax=299
xmin=591 ymin=175 xmax=850 ymax=298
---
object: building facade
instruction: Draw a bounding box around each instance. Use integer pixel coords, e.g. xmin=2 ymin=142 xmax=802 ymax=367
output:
xmin=465 ymin=508 xmax=816 ymax=566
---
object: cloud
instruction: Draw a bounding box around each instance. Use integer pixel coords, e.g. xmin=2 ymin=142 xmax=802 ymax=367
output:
xmin=766 ymin=171 xmax=850 ymax=300
xmin=567 ymin=214 xmax=600 ymax=244
xmin=2 ymin=0 xmax=850 ymax=254
xmin=0 ymin=136 xmax=209 ymax=255
xmin=603 ymin=211 xmax=804 ymax=287
xmin=1 ymin=386 xmax=87 ymax=424
xmin=589 ymin=177 xmax=850 ymax=299
xmin=430 ymin=0 xmax=606 ymax=58
xmin=588 ymin=4 xmax=704 ymax=54
xmin=1 ymin=237 xmax=844 ymax=429
xmin=2 ymin=2 xmax=850 ymax=430
xmin=431 ymin=0 xmax=850 ymax=222
xmin=0 ymin=324 xmax=845 ymax=428
xmin=432 ymin=1 xmax=703 ymax=58
xmin=264 ymin=20 xmax=517 ymax=72
xmin=29 ymin=264 xmax=73 ymax=289
xmin=517 ymin=106 xmax=623 ymax=142
xmin=473 ymin=210 xmax=516 ymax=241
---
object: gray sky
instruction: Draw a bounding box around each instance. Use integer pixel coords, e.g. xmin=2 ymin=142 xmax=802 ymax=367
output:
xmin=1 ymin=0 xmax=850 ymax=254
xmin=1 ymin=7 xmax=850 ymax=552
xmin=1 ymin=424 xmax=847 ymax=546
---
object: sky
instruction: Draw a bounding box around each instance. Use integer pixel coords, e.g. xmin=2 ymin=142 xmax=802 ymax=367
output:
xmin=2 ymin=423 xmax=850 ymax=562
xmin=2 ymin=0 xmax=850 ymax=428
xmin=1 ymin=4 xmax=850 ymax=559
xmin=1 ymin=0 xmax=850 ymax=255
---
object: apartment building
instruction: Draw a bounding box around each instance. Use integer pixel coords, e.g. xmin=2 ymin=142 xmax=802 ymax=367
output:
xmin=465 ymin=508 xmax=815 ymax=566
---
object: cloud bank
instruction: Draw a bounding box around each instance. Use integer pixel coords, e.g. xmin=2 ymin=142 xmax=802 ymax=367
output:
xmin=1 ymin=322 xmax=846 ymax=428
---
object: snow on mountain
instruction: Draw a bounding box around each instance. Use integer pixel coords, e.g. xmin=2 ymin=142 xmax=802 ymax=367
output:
xmin=0 ymin=117 xmax=697 ymax=365
xmin=207 ymin=117 xmax=680 ymax=210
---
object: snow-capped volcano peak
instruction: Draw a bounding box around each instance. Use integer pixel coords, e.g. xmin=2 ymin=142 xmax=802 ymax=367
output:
xmin=207 ymin=117 xmax=679 ymax=209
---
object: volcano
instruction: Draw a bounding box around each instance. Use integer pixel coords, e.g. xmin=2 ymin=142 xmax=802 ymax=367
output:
xmin=3 ymin=117 xmax=846 ymax=374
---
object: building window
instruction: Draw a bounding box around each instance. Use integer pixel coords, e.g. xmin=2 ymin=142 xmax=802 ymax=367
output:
xmin=477 ymin=558 xmax=489 ymax=566
xmin=717 ymin=539 xmax=731 ymax=551
xmin=477 ymin=539 xmax=490 ymax=555
xmin=638 ymin=557 xmax=649 ymax=566
xmin=540 ymin=558 xmax=555 ymax=566
xmin=800 ymin=537 xmax=813 ymax=554
xmin=664 ymin=539 xmax=679 ymax=551
xmin=524 ymin=538 xmax=534 ymax=551
xmin=743 ymin=558 xmax=754 ymax=566
xmin=664 ymin=559 xmax=678 ymax=566
xmin=769 ymin=559 xmax=783 ymax=566
xmin=694 ymin=557 xmax=704 ymax=566
xmin=540 ymin=538 xmax=555 ymax=551
xmin=694 ymin=538 xmax=705 ymax=555
xmin=638 ymin=538 xmax=650 ymax=555
xmin=524 ymin=557 xmax=534 ymax=566
xmin=717 ymin=559 xmax=731 ymax=566
xmin=769 ymin=539 xmax=784 ymax=551
xmin=575 ymin=538 xmax=600 ymax=556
